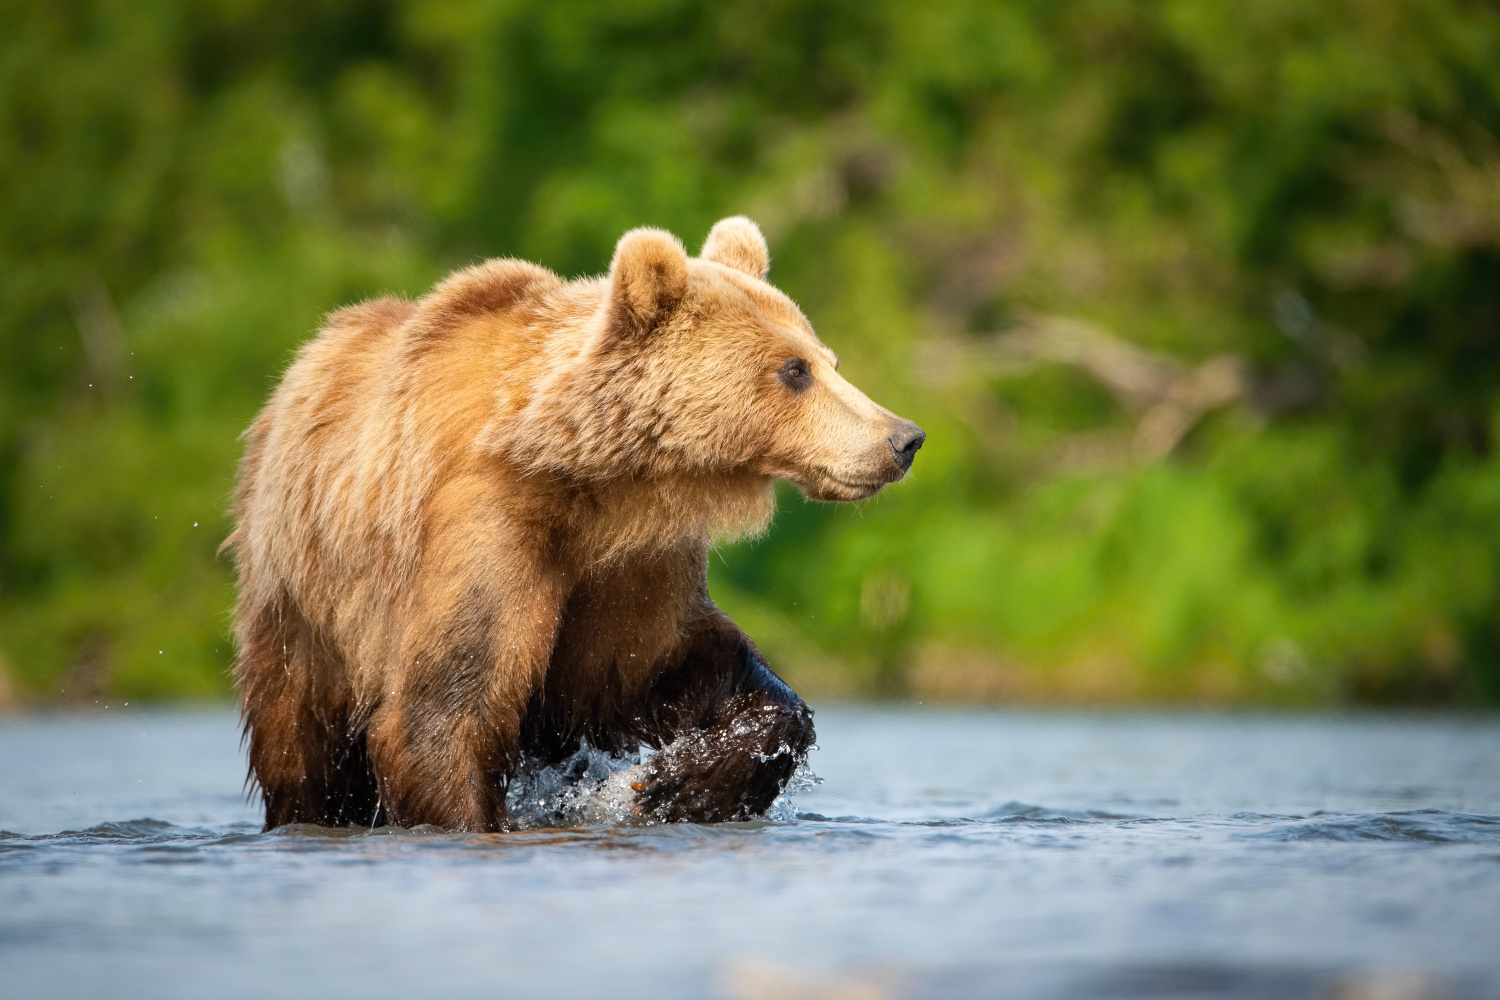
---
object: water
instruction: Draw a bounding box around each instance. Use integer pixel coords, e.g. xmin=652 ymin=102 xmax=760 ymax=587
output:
xmin=2 ymin=707 xmax=1497 ymax=1000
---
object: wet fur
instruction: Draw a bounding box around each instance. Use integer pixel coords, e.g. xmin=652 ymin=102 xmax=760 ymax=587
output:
xmin=228 ymin=217 xmax=911 ymax=831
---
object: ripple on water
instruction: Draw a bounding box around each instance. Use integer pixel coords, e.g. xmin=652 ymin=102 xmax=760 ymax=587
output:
xmin=3 ymin=708 xmax=1499 ymax=999
xmin=1241 ymin=809 xmax=1500 ymax=844
xmin=6 ymin=806 xmax=1500 ymax=856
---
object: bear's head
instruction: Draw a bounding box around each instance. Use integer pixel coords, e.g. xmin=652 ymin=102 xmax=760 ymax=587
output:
xmin=499 ymin=217 xmax=924 ymax=510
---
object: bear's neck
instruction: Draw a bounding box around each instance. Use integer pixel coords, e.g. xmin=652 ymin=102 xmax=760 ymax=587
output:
xmin=564 ymin=469 xmax=776 ymax=570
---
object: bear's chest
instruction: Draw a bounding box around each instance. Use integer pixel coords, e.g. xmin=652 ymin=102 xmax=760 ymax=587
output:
xmin=546 ymin=555 xmax=702 ymax=695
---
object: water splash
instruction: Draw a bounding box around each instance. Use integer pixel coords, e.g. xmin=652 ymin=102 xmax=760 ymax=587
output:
xmin=505 ymin=742 xmax=648 ymax=829
xmin=767 ymin=760 xmax=823 ymax=823
xmin=504 ymin=738 xmax=821 ymax=829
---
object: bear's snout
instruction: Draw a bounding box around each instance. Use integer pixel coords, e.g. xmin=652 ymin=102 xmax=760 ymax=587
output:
xmin=887 ymin=421 xmax=926 ymax=473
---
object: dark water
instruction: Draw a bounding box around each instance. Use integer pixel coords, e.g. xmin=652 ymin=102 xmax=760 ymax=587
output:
xmin=1 ymin=708 xmax=1497 ymax=1000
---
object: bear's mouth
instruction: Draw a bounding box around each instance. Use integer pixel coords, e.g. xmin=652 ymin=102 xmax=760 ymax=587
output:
xmin=799 ymin=469 xmax=889 ymax=502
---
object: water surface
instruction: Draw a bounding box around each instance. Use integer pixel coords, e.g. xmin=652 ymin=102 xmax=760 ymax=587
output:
xmin=2 ymin=707 xmax=1497 ymax=999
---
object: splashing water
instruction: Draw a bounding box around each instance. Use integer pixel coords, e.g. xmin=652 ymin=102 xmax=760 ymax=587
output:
xmin=504 ymin=739 xmax=821 ymax=829
xmin=767 ymin=760 xmax=822 ymax=823
xmin=505 ymin=743 xmax=649 ymax=829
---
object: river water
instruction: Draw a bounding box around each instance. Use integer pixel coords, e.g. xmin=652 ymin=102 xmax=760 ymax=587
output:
xmin=1 ymin=707 xmax=1497 ymax=999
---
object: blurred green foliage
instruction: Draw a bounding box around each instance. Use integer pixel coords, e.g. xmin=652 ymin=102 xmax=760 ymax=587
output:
xmin=5 ymin=0 xmax=1500 ymax=705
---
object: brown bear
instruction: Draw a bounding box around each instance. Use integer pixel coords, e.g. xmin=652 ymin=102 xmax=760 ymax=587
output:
xmin=227 ymin=216 xmax=924 ymax=832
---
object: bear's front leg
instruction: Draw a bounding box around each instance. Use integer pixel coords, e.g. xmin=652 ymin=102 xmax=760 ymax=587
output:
xmin=364 ymin=540 xmax=571 ymax=833
xmin=636 ymin=622 xmax=815 ymax=823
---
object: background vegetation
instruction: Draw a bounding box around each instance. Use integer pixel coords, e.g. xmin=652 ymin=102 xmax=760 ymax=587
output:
xmin=5 ymin=0 xmax=1500 ymax=707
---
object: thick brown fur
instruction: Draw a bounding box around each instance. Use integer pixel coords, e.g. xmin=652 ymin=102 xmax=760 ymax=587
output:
xmin=228 ymin=216 xmax=924 ymax=831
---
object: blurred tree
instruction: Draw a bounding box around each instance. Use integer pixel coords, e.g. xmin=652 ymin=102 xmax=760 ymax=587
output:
xmin=3 ymin=0 xmax=1499 ymax=705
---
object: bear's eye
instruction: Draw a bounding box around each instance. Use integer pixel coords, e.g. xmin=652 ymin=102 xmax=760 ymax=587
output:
xmin=778 ymin=357 xmax=812 ymax=393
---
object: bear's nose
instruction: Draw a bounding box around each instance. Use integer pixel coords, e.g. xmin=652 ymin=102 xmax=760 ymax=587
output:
xmin=887 ymin=421 xmax=926 ymax=472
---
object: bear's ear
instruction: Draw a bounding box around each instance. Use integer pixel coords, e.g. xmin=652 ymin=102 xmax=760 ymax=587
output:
xmin=700 ymin=216 xmax=769 ymax=280
xmin=605 ymin=227 xmax=690 ymax=342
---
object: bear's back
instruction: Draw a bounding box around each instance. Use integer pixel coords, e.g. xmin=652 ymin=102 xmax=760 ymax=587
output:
xmin=233 ymin=261 xmax=579 ymax=613
xmin=231 ymin=296 xmax=415 ymax=599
